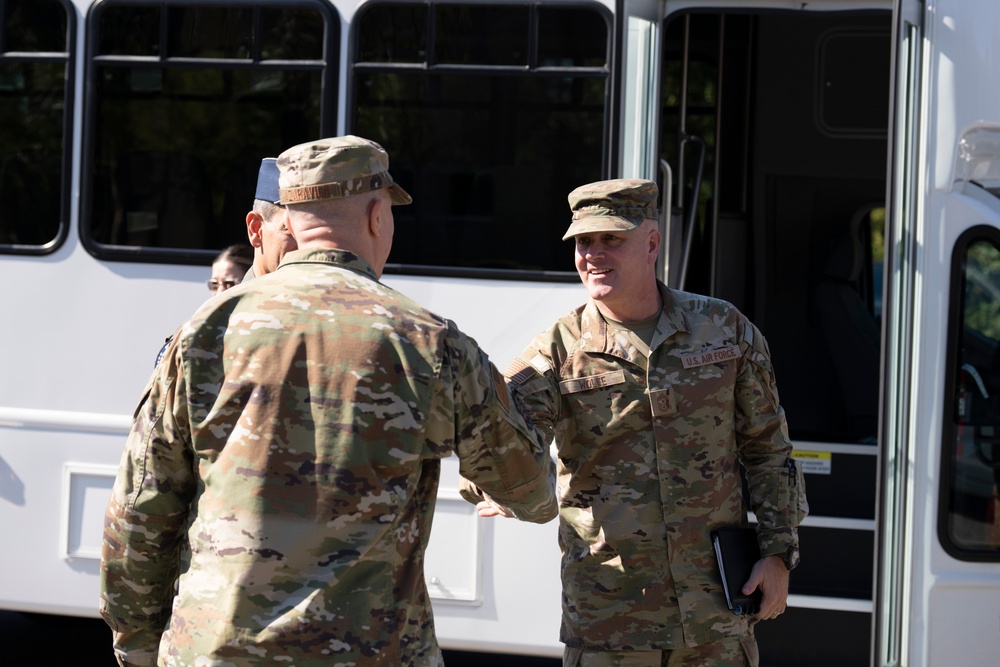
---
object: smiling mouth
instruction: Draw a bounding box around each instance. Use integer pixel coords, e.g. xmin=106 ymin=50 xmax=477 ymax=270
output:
xmin=588 ymin=268 xmax=612 ymax=275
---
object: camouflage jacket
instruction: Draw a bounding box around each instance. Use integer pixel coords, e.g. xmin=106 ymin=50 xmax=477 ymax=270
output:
xmin=503 ymin=283 xmax=807 ymax=650
xmin=100 ymin=248 xmax=556 ymax=667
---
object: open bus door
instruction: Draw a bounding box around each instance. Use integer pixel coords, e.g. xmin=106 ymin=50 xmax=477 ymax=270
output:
xmin=646 ymin=2 xmax=1000 ymax=665
xmin=874 ymin=0 xmax=921 ymax=664
xmin=616 ymin=0 xmax=674 ymax=284
xmin=651 ymin=3 xmax=889 ymax=664
xmin=878 ymin=1 xmax=1000 ymax=666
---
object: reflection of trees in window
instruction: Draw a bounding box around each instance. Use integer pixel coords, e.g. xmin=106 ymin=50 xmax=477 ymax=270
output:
xmin=964 ymin=242 xmax=1000 ymax=341
xmin=86 ymin=1 xmax=333 ymax=259
xmin=0 ymin=0 xmax=68 ymax=249
xmin=353 ymin=2 xmax=609 ymax=275
xmin=945 ymin=232 xmax=1000 ymax=557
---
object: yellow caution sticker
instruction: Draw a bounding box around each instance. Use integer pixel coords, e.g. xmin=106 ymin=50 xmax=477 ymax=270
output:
xmin=791 ymin=450 xmax=832 ymax=475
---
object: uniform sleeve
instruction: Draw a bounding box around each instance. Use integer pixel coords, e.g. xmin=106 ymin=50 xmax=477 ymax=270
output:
xmin=100 ymin=336 xmax=196 ymax=667
xmin=458 ymin=337 xmax=562 ymax=510
xmin=445 ymin=327 xmax=557 ymax=523
xmin=733 ymin=318 xmax=809 ymax=558
xmin=503 ymin=344 xmax=562 ymax=444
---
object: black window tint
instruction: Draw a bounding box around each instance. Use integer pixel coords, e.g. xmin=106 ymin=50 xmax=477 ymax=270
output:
xmin=98 ymin=7 xmax=159 ymax=56
xmin=167 ymin=7 xmax=253 ymax=59
xmin=260 ymin=8 xmax=324 ymax=60
xmin=356 ymin=3 xmax=427 ymax=63
xmin=3 ymin=0 xmax=67 ymax=52
xmin=85 ymin=2 xmax=335 ymax=261
xmin=538 ymin=7 xmax=607 ymax=67
xmin=942 ymin=229 xmax=1000 ymax=559
xmin=435 ymin=4 xmax=529 ymax=66
xmin=353 ymin=2 xmax=609 ymax=276
xmin=818 ymin=30 xmax=890 ymax=135
xmin=0 ymin=0 xmax=69 ymax=251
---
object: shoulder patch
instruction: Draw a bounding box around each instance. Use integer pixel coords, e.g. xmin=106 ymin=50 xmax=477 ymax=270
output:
xmin=507 ymin=353 xmax=553 ymax=384
xmin=506 ymin=357 xmax=537 ymax=385
xmin=491 ymin=363 xmax=510 ymax=411
xmin=529 ymin=353 xmax=552 ymax=375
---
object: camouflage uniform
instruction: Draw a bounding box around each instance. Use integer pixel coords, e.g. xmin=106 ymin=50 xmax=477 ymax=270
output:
xmin=500 ymin=284 xmax=807 ymax=655
xmin=102 ymin=137 xmax=557 ymax=667
xmin=461 ymin=178 xmax=807 ymax=662
xmin=507 ymin=284 xmax=806 ymax=650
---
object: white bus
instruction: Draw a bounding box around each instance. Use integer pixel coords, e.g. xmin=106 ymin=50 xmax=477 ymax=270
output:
xmin=0 ymin=0 xmax=998 ymax=665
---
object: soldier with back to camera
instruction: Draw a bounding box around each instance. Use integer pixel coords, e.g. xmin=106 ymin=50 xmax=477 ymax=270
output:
xmin=102 ymin=135 xmax=558 ymax=667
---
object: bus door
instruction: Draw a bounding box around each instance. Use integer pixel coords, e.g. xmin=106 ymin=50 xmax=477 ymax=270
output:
xmin=879 ymin=0 xmax=1000 ymax=665
xmin=617 ymin=0 xmax=674 ymax=280
xmin=656 ymin=3 xmax=894 ymax=665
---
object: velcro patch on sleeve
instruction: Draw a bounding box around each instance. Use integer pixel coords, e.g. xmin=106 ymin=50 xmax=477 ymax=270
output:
xmin=529 ymin=353 xmax=552 ymax=375
xmin=491 ymin=363 xmax=510 ymax=411
xmin=506 ymin=357 xmax=538 ymax=385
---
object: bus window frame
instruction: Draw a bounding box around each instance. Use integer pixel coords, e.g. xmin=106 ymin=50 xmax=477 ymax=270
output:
xmin=346 ymin=0 xmax=613 ymax=282
xmin=939 ymin=222 xmax=1000 ymax=562
xmin=0 ymin=0 xmax=75 ymax=256
xmin=79 ymin=0 xmax=338 ymax=266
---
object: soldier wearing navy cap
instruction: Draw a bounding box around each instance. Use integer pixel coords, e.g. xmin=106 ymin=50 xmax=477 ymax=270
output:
xmin=464 ymin=179 xmax=808 ymax=667
xmin=242 ymin=157 xmax=296 ymax=281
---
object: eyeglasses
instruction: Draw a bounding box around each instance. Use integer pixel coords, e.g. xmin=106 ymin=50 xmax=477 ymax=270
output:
xmin=207 ymin=278 xmax=240 ymax=292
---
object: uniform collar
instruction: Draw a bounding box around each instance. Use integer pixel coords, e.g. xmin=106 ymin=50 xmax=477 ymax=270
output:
xmin=651 ymin=282 xmax=690 ymax=350
xmin=277 ymin=247 xmax=379 ymax=281
xmin=579 ymin=281 xmax=690 ymax=359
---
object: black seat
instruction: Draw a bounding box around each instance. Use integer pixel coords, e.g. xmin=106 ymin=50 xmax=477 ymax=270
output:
xmin=814 ymin=209 xmax=881 ymax=442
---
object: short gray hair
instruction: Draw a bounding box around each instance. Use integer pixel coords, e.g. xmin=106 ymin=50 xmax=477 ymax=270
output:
xmin=253 ymin=199 xmax=284 ymax=223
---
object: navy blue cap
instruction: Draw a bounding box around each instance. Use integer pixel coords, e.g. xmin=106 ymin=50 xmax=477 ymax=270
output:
xmin=255 ymin=158 xmax=281 ymax=204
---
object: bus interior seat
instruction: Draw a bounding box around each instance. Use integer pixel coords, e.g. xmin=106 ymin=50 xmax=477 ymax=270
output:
xmin=114 ymin=151 xmax=213 ymax=248
xmin=760 ymin=175 xmax=845 ymax=441
xmin=813 ymin=209 xmax=880 ymax=442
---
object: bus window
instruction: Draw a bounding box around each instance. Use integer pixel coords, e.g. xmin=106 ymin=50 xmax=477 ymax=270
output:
xmin=943 ymin=228 xmax=1000 ymax=558
xmin=82 ymin=1 xmax=336 ymax=263
xmin=0 ymin=0 xmax=71 ymax=252
xmin=352 ymin=1 xmax=610 ymax=277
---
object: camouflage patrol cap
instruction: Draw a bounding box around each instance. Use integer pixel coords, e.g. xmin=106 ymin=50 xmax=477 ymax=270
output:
xmin=276 ymin=135 xmax=413 ymax=206
xmin=562 ymin=179 xmax=659 ymax=240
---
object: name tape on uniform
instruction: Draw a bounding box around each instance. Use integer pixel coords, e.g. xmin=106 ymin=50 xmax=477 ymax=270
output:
xmin=559 ymin=370 xmax=626 ymax=395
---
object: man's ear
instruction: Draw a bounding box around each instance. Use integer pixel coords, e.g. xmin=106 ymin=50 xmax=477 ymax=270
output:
xmin=367 ymin=195 xmax=385 ymax=237
xmin=246 ymin=211 xmax=264 ymax=248
xmin=646 ymin=227 xmax=662 ymax=267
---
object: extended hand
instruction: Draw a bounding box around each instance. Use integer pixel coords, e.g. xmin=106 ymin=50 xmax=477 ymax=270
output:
xmin=742 ymin=555 xmax=789 ymax=619
xmin=475 ymin=495 xmax=515 ymax=518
